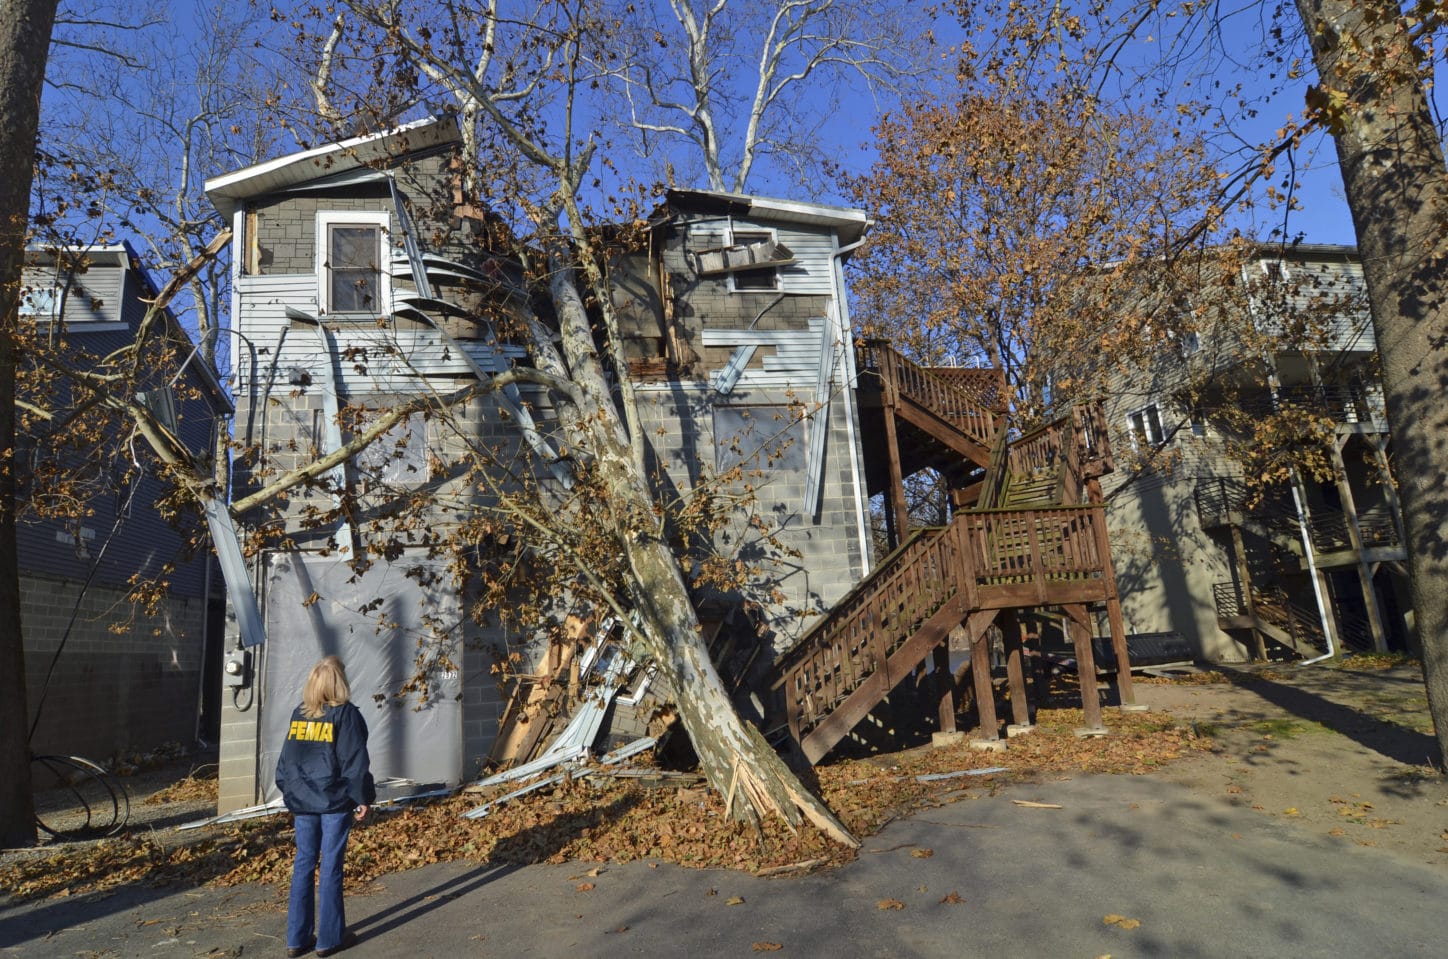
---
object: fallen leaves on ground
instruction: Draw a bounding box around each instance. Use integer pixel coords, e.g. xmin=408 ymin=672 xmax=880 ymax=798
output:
xmin=1103 ymin=914 xmax=1141 ymax=930
xmin=939 ymin=891 xmax=965 ymax=904
xmin=752 ymin=943 xmax=783 ymax=952
xmin=0 ymin=708 xmax=1207 ymax=903
xmin=877 ymin=898 xmax=905 ymax=910
xmin=143 ymin=773 xmax=219 ymax=807
xmin=1335 ymin=654 xmax=1418 ymax=672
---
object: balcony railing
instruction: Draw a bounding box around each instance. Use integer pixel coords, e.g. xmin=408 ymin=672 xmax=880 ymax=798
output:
xmin=1307 ymin=507 xmax=1400 ymax=553
xmin=1206 ymin=384 xmax=1388 ymax=429
xmin=856 ymin=340 xmax=1001 ymax=449
xmin=1212 ymin=580 xmax=1327 ymax=653
xmin=1193 ymin=479 xmax=1296 ymax=529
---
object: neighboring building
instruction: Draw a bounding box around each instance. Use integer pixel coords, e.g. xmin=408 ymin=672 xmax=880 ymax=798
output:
xmin=1099 ymin=244 xmax=1411 ymax=663
xmin=17 ymin=243 xmax=231 ymax=766
xmin=202 ymin=118 xmax=882 ymax=811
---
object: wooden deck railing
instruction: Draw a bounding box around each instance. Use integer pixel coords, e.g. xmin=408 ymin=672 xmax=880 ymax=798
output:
xmin=962 ymin=506 xmax=1108 ymax=588
xmin=857 ymin=340 xmax=999 ymax=449
xmin=776 ymin=522 xmax=968 ymax=737
xmin=1004 ymin=403 xmax=1113 ymax=496
xmin=1211 ymin=580 xmax=1328 ymax=653
xmin=776 ymin=504 xmax=1112 ymax=738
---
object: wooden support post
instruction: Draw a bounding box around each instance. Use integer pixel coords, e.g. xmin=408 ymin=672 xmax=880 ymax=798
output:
xmin=933 ymin=643 xmax=957 ymax=735
xmin=1066 ymin=604 xmax=1106 ymax=734
xmin=1003 ymin=620 xmax=1032 ymax=729
xmin=1085 ymin=498 xmax=1138 ymax=707
xmin=1231 ymin=524 xmax=1267 ymax=662
xmin=1104 ymin=596 xmax=1138 ymax=708
xmin=881 ymin=402 xmax=910 ymax=548
xmin=1372 ymin=437 xmax=1407 ymax=549
xmin=970 ymin=626 xmax=999 ymax=741
xmin=1330 ymin=434 xmax=1390 ymax=653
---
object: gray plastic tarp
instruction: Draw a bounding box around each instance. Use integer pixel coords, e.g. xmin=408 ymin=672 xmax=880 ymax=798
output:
xmin=259 ymin=551 xmax=464 ymax=800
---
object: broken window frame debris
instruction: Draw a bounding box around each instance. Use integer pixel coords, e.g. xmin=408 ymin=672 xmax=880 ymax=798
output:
xmin=694 ymin=227 xmax=795 ymax=293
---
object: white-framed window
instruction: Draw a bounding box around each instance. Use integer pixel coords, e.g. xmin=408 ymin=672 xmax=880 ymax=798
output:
xmin=1127 ymin=403 xmax=1164 ymax=447
xmin=1186 ymin=404 xmax=1208 ymax=439
xmin=728 ymin=228 xmax=781 ymax=292
xmin=1261 ymin=259 xmax=1290 ymax=283
xmin=18 ymin=284 xmax=61 ymax=318
xmin=317 ymin=211 xmax=390 ymax=315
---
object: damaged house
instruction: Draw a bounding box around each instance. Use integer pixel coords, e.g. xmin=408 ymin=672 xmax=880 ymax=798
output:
xmin=205 ymin=117 xmax=1138 ymax=813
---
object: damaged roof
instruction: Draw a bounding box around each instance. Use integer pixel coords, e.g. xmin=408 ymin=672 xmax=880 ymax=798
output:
xmin=204 ymin=115 xmax=462 ymax=218
xmin=659 ymin=188 xmax=872 ymax=248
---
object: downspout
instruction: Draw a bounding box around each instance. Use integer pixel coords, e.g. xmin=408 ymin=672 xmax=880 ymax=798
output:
xmin=830 ymin=231 xmax=871 ymax=573
xmin=1271 ymin=360 xmax=1336 ymax=665
xmin=1290 ymin=479 xmax=1337 ymax=665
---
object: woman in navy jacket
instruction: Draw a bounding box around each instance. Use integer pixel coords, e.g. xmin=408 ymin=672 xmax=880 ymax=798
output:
xmin=276 ymin=656 xmax=376 ymax=958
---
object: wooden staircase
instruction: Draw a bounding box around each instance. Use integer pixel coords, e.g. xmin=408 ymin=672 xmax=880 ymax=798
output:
xmin=773 ymin=342 xmax=1131 ymax=763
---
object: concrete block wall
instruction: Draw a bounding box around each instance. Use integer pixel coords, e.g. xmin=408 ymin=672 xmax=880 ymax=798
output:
xmin=217 ymin=639 xmax=264 ymax=813
xmin=252 ymin=194 xmax=392 ymax=275
xmin=21 ymin=572 xmax=206 ymax=764
xmin=636 ymin=385 xmax=868 ymax=653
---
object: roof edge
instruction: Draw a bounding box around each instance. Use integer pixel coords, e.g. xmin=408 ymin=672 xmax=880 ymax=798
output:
xmin=205 ymin=115 xmax=461 ymax=217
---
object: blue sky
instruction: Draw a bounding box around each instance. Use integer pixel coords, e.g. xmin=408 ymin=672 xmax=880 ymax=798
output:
xmin=39 ymin=0 xmax=1412 ymax=273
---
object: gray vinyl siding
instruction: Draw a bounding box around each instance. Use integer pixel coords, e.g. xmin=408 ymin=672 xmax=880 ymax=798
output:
xmin=18 ymin=259 xmax=221 ymax=599
xmin=233 ymin=274 xmax=521 ymax=397
xmin=700 ymin=319 xmax=833 ymax=390
xmin=1253 ymin=257 xmax=1376 ymax=354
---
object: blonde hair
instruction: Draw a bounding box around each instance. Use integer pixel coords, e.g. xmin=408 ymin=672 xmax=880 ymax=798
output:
xmin=302 ymin=656 xmax=352 ymax=719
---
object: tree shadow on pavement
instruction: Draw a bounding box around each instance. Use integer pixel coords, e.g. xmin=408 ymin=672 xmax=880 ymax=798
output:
xmin=1216 ymin=666 xmax=1439 ymax=768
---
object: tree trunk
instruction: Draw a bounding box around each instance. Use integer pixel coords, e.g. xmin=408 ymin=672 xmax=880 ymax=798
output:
xmin=0 ymin=0 xmax=60 ymax=849
xmin=1295 ymin=0 xmax=1448 ymax=763
xmin=544 ymin=257 xmax=855 ymax=844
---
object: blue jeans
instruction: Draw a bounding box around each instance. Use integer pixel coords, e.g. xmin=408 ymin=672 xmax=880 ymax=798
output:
xmin=287 ymin=811 xmax=353 ymax=952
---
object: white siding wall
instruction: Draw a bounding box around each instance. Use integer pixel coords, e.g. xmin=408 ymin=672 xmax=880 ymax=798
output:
xmin=701 ymin=318 xmax=828 ymax=390
xmin=235 ymin=273 xmax=514 ymax=396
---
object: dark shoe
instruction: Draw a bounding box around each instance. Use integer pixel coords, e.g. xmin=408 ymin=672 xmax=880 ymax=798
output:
xmin=286 ymin=939 xmax=315 ymax=958
xmin=316 ymin=932 xmax=358 ymax=958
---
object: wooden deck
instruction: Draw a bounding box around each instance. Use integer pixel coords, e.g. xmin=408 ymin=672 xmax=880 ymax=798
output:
xmin=770 ymin=342 xmax=1132 ymax=763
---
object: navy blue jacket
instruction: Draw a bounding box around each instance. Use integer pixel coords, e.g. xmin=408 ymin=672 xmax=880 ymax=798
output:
xmin=275 ymin=701 xmax=377 ymax=815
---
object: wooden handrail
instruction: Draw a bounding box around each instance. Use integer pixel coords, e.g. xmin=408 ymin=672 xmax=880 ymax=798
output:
xmin=776 ymin=504 xmax=1111 ymax=739
xmin=857 ymin=340 xmax=999 ymax=449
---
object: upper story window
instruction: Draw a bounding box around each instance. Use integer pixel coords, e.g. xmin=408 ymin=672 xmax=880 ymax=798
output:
xmin=318 ymin=211 xmax=390 ymax=315
xmin=1128 ymin=403 xmax=1164 ymax=447
xmin=729 ymin=230 xmax=780 ymax=292
xmin=693 ymin=225 xmax=794 ymax=293
xmin=18 ymin=285 xmax=61 ymax=318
